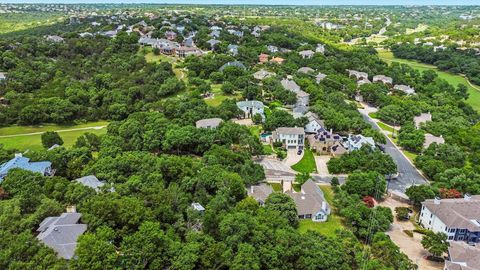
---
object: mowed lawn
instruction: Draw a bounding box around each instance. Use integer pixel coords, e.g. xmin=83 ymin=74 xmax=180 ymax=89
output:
xmin=0 ymin=121 xmax=108 ymax=151
xmin=377 ymin=50 xmax=480 ymax=112
xmin=204 ymin=84 xmax=242 ymax=107
xmin=298 ymin=185 xmax=344 ymax=237
xmin=291 ymin=148 xmax=317 ymax=173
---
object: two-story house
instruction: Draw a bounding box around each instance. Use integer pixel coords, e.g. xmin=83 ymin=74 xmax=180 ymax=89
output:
xmin=271 ymin=127 xmax=305 ymax=149
xmin=419 ymin=195 xmax=480 ymax=243
xmin=236 ymin=100 xmax=265 ymax=121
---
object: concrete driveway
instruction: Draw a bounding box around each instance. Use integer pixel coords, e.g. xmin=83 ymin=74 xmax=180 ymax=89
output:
xmin=380 ymin=198 xmax=443 ymax=270
xmin=283 ymin=148 xmax=303 ymax=167
xmin=314 ymin=155 xmax=331 ymax=177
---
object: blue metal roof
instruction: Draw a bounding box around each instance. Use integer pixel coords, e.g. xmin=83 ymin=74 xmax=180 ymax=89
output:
xmin=0 ymin=155 xmax=51 ymax=181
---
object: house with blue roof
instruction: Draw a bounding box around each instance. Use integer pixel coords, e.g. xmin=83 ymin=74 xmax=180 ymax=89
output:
xmin=0 ymin=154 xmax=53 ymax=182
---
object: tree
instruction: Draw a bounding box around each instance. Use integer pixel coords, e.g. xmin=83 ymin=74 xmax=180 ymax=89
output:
xmin=395 ymin=207 xmax=411 ymax=221
xmin=421 ymin=231 xmax=449 ymax=258
xmin=398 ymin=123 xmax=425 ymax=153
xmin=73 ymin=228 xmax=118 ymax=270
xmin=264 ymin=193 xmax=298 ymax=228
xmin=221 ymin=81 xmax=235 ymax=95
xmin=405 ymin=185 xmax=437 ymax=208
xmin=342 ymin=171 xmax=386 ymax=199
xmin=330 ymin=177 xmax=339 ymax=188
xmin=41 ymin=131 xmax=63 ymax=149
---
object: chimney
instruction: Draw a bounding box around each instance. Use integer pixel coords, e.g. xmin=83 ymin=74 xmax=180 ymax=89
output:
xmin=250 ymin=186 xmax=254 ymax=194
xmin=330 ymin=128 xmax=333 ymax=134
xmin=434 ymin=197 xmax=441 ymax=205
xmin=464 ymin=193 xmax=471 ymax=201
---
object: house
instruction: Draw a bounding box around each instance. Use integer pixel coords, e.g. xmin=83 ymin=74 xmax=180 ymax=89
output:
xmin=347 ymin=69 xmax=368 ymax=80
xmin=36 ymin=213 xmax=87 ymax=260
xmin=299 ymin=50 xmax=315 ymax=59
xmin=285 ymin=180 xmax=331 ymax=222
xmin=195 ymin=118 xmax=223 ymax=129
xmin=393 ymin=84 xmax=416 ymax=95
xmin=247 ymin=183 xmax=273 ymax=205
xmin=165 ymin=30 xmax=177 ymax=41
xmin=419 ymin=195 xmax=480 ymax=243
xmin=373 ymin=75 xmax=393 ymax=85
xmin=191 ymin=202 xmax=205 ymax=212
xmin=209 ymin=30 xmax=221 ymax=38
xmin=228 ymin=30 xmax=243 ymax=37
xmin=434 ymin=45 xmax=447 ymax=52
xmin=298 ymin=67 xmax=315 ymax=74
xmin=316 ymin=44 xmax=326 ymax=54
xmin=79 ymin=32 xmax=93 ymax=38
xmin=316 ymin=73 xmax=327 ymax=83
xmin=357 ymin=78 xmax=371 ymax=87
xmin=258 ymin=53 xmax=269 ymax=64
xmin=345 ymin=135 xmax=375 ymax=152
xmin=227 ymin=44 xmax=239 ymax=56
xmin=281 ymin=78 xmax=301 ymax=92
xmin=307 ymin=128 xmax=345 ymax=156
xmin=207 ymin=39 xmax=221 ymax=50
xmin=0 ymin=154 xmax=53 ymax=182
xmin=271 ymin=127 xmax=305 ymax=149
xmin=237 ymin=100 xmax=265 ymax=120
xmin=444 ymin=241 xmax=480 ymax=270
xmin=183 ymin=37 xmax=196 ymax=47
xmin=304 ymin=112 xmax=325 ymax=134
xmin=219 ymin=61 xmax=246 ymax=72
xmin=176 ymin=46 xmax=202 ymax=58
xmin=424 ymin=133 xmax=445 ymax=149
xmin=414 ymin=112 xmax=432 ymax=129
xmin=296 ymin=90 xmax=310 ymax=107
xmin=101 ymin=30 xmax=118 ymax=38
xmin=270 ymin=57 xmax=285 ymax=64
xmin=267 ymin=45 xmax=279 ymax=53
xmin=46 ymin=35 xmax=64 ymax=43
xmin=75 ymin=175 xmax=107 ymax=192
xmin=253 ymin=69 xmax=275 ymax=81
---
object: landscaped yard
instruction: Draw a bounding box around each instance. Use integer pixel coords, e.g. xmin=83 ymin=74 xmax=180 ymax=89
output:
xmin=204 ymin=84 xmax=242 ymax=107
xmin=262 ymin=144 xmax=274 ymax=155
xmin=269 ymin=182 xmax=282 ymax=192
xmin=298 ymin=185 xmax=344 ymax=237
xmin=0 ymin=121 xmax=108 ymax=151
xmin=291 ymin=148 xmax=317 ymax=173
xmin=378 ymin=49 xmax=480 ymax=112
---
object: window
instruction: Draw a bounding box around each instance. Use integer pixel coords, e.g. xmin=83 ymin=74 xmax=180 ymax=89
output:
xmin=445 ymin=227 xmax=447 ymax=232
xmin=460 ymin=229 xmax=466 ymax=234
xmin=449 ymin=228 xmax=456 ymax=233
xmin=429 ymin=221 xmax=432 ymax=225
xmin=430 ymin=213 xmax=433 ymax=218
xmin=448 ymin=236 xmax=454 ymax=240
xmin=421 ymin=213 xmax=423 ymax=217
xmin=458 ymin=236 xmax=464 ymax=241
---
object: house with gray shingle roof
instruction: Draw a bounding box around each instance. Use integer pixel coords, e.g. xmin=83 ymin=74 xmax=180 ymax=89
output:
xmin=36 ymin=213 xmax=87 ymax=260
xmin=207 ymin=39 xmax=221 ymax=49
xmin=272 ymin=127 xmax=305 ymax=149
xmin=285 ymin=179 xmax=330 ymax=222
xmin=237 ymin=100 xmax=265 ymax=121
xmin=75 ymin=175 xmax=107 ymax=192
xmin=253 ymin=69 xmax=275 ymax=81
xmin=424 ymin=133 xmax=445 ymax=149
xmin=299 ymin=50 xmax=315 ymax=59
xmin=420 ymin=195 xmax=480 ymax=243
xmin=0 ymin=154 xmax=52 ymax=182
xmin=316 ymin=73 xmax=327 ymax=83
xmin=219 ymin=61 xmax=246 ymax=72
xmin=247 ymin=183 xmax=273 ymax=205
xmin=0 ymin=72 xmax=6 ymax=81
xmin=373 ymin=75 xmax=393 ymax=85
xmin=345 ymin=134 xmax=375 ymax=152
xmin=393 ymin=84 xmax=416 ymax=95
xmin=347 ymin=69 xmax=368 ymax=80
xmin=298 ymin=67 xmax=315 ymax=74
xmin=195 ymin=118 xmax=223 ymax=129
xmin=227 ymin=44 xmax=239 ymax=56
xmin=444 ymin=241 xmax=480 ymax=270
xmin=414 ymin=112 xmax=432 ymax=129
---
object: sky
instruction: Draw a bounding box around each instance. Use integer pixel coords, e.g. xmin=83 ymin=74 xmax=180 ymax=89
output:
xmin=2 ymin=0 xmax=479 ymax=5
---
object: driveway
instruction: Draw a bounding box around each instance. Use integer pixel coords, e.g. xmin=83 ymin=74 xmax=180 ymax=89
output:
xmin=314 ymin=155 xmax=331 ymax=177
xmin=358 ymin=105 xmax=428 ymax=195
xmin=380 ymin=198 xmax=443 ymax=270
xmin=256 ymin=157 xmax=296 ymax=181
xmin=283 ymin=148 xmax=303 ymax=167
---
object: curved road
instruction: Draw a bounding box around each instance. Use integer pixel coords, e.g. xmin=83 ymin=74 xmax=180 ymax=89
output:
xmin=359 ymin=110 xmax=427 ymax=197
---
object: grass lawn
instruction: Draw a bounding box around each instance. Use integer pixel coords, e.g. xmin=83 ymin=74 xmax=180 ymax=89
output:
xmin=269 ymin=183 xmax=282 ymax=192
xmin=403 ymin=150 xmax=418 ymax=162
xmin=376 ymin=122 xmax=395 ymax=134
xmin=0 ymin=121 xmax=108 ymax=151
xmin=368 ymin=112 xmax=379 ymax=119
xmin=204 ymin=84 xmax=242 ymax=107
xmin=377 ymin=49 xmax=480 ymax=112
xmin=249 ymin=125 xmax=262 ymax=138
xmin=298 ymin=185 xmax=344 ymax=237
xmin=291 ymin=148 xmax=317 ymax=173
xmin=263 ymin=144 xmax=274 ymax=155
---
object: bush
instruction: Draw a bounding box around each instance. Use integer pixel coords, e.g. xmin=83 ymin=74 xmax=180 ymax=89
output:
xmin=276 ymin=150 xmax=286 ymax=160
xmin=395 ymin=207 xmax=411 ymax=221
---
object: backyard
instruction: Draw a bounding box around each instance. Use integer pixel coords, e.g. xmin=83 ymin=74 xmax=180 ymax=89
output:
xmin=0 ymin=121 xmax=108 ymax=151
xmin=298 ymin=185 xmax=344 ymax=237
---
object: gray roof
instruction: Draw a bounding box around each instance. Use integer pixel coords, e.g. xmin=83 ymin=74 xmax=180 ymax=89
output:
xmin=286 ymin=180 xmax=329 ymax=216
xmin=422 ymin=196 xmax=480 ymax=231
xmin=373 ymin=75 xmax=393 ymax=84
xmin=414 ymin=113 xmax=432 ymax=128
xmin=220 ymin=61 xmax=246 ymax=72
xmin=274 ymin=127 xmax=305 ymax=136
xmin=305 ymin=112 xmax=325 ymax=127
xmin=393 ymin=84 xmax=416 ymax=95
xmin=247 ymin=183 xmax=273 ymax=204
xmin=424 ymin=133 xmax=445 ymax=149
xmin=298 ymin=67 xmax=315 ymax=74
xmin=237 ymin=100 xmax=264 ymax=110
xmin=281 ymin=78 xmax=301 ymax=92
xmin=299 ymin=50 xmax=315 ymax=57
xmin=347 ymin=69 xmax=368 ymax=80
xmin=75 ymin=175 xmax=105 ymax=192
xmin=253 ymin=69 xmax=275 ymax=80
xmin=446 ymin=241 xmax=480 ymax=270
xmin=36 ymin=213 xmax=87 ymax=260
xmin=0 ymin=72 xmax=5 ymax=80
xmin=191 ymin=202 xmax=205 ymax=211
xmin=195 ymin=118 xmax=223 ymax=129
xmin=316 ymin=73 xmax=327 ymax=83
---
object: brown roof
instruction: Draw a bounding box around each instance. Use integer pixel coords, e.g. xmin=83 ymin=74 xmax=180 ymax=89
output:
xmin=422 ymin=196 xmax=480 ymax=231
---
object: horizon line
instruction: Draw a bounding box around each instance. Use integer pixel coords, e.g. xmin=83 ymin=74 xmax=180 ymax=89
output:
xmin=1 ymin=2 xmax=479 ymax=6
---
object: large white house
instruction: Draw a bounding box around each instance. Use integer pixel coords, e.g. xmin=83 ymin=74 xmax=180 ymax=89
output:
xmin=304 ymin=112 xmax=325 ymax=134
xmin=271 ymin=127 xmax=305 ymax=149
xmin=236 ymin=100 xmax=265 ymax=121
xmin=419 ymin=195 xmax=480 ymax=243
xmin=345 ymin=135 xmax=375 ymax=152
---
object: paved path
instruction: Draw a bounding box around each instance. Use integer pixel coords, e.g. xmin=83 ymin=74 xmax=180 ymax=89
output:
xmin=358 ymin=106 xmax=427 ymax=195
xmin=283 ymin=148 xmax=303 ymax=167
xmin=314 ymin=155 xmax=331 ymax=177
xmin=0 ymin=126 xmax=106 ymax=138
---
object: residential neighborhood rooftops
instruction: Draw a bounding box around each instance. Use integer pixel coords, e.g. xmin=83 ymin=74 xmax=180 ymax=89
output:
xmin=219 ymin=61 xmax=246 ymax=72
xmin=422 ymin=195 xmax=480 ymax=232
xmin=445 ymin=241 xmax=480 ymax=270
xmin=236 ymin=100 xmax=264 ymax=109
xmin=298 ymin=67 xmax=315 ymax=74
xmin=281 ymin=78 xmax=301 ymax=92
xmin=373 ymin=75 xmax=393 ymax=84
xmin=75 ymin=175 xmax=105 ymax=192
xmin=0 ymin=154 xmax=52 ymax=181
xmin=285 ymin=179 xmax=329 ymax=217
xmin=414 ymin=112 xmax=432 ymax=129
xmin=36 ymin=213 xmax=87 ymax=260
xmin=195 ymin=118 xmax=223 ymax=129
xmin=316 ymin=72 xmax=327 ymax=83
xmin=393 ymin=84 xmax=416 ymax=95
xmin=253 ymin=69 xmax=275 ymax=80
xmin=424 ymin=133 xmax=445 ymax=149
xmin=247 ymin=183 xmax=273 ymax=204
xmin=273 ymin=127 xmax=305 ymax=135
xmin=347 ymin=69 xmax=368 ymax=80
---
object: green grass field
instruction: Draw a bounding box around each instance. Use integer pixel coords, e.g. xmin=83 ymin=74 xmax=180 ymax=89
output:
xmin=377 ymin=50 xmax=480 ymax=112
xmin=262 ymin=144 xmax=274 ymax=155
xmin=291 ymin=148 xmax=317 ymax=173
xmin=0 ymin=121 xmax=108 ymax=151
xmin=298 ymin=185 xmax=344 ymax=237
xmin=0 ymin=13 xmax=63 ymax=34
xmin=204 ymin=84 xmax=241 ymax=107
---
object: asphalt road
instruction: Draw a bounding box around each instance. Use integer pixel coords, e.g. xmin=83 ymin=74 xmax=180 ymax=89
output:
xmin=360 ymin=112 xmax=428 ymax=196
